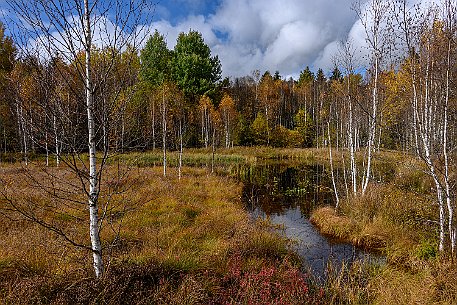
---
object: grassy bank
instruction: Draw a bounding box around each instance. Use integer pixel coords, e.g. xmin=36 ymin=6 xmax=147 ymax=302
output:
xmin=0 ymin=163 xmax=323 ymax=304
xmin=310 ymin=152 xmax=457 ymax=304
xmin=114 ymin=146 xmax=329 ymax=168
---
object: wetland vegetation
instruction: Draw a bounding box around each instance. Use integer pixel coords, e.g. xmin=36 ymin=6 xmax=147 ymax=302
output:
xmin=1 ymin=147 xmax=456 ymax=304
xmin=0 ymin=0 xmax=456 ymax=303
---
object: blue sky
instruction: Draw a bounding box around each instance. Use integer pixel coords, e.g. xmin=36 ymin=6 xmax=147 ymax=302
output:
xmin=0 ymin=0 xmax=368 ymax=78
xmin=155 ymin=0 xmax=222 ymax=25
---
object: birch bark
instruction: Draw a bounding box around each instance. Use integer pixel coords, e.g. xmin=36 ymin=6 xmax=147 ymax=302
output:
xmin=84 ymin=0 xmax=103 ymax=278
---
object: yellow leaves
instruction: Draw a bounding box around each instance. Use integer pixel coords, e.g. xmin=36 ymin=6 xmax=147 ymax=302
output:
xmin=199 ymin=94 xmax=221 ymax=128
xmin=198 ymin=94 xmax=213 ymax=111
xmin=219 ymin=93 xmax=235 ymax=111
xmin=10 ymin=62 xmax=41 ymax=112
xmin=329 ymin=80 xmax=345 ymax=98
xmin=380 ymin=70 xmax=407 ymax=127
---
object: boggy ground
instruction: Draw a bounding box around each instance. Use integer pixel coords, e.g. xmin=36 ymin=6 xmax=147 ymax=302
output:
xmin=2 ymin=147 xmax=456 ymax=304
xmin=310 ymin=152 xmax=457 ymax=304
xmin=0 ymin=162 xmax=323 ymax=305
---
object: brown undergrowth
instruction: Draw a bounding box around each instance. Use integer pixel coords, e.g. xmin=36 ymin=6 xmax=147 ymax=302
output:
xmin=310 ymin=152 xmax=457 ymax=304
xmin=0 ymin=163 xmax=322 ymax=304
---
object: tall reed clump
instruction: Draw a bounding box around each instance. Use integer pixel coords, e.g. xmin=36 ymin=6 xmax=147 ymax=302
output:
xmin=0 ymin=162 xmax=324 ymax=304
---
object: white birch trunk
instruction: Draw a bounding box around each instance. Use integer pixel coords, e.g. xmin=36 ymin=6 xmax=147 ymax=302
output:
xmin=443 ymin=37 xmax=454 ymax=255
xmin=328 ymin=122 xmax=339 ymax=209
xmin=342 ymin=152 xmax=349 ymax=198
xmin=349 ymin=128 xmax=357 ymax=195
xmin=224 ymin=110 xmax=230 ymax=149
xmin=178 ymin=119 xmax=183 ymax=180
xmin=23 ymin=114 xmax=27 ymax=166
xmin=53 ymin=114 xmax=60 ymax=166
xmin=411 ymin=63 xmax=420 ymax=156
xmin=362 ymin=54 xmax=378 ymax=195
xmin=102 ymin=98 xmax=108 ymax=154
xmin=84 ymin=0 xmax=103 ymax=278
xmin=205 ymin=107 xmax=209 ymax=148
xmin=201 ymin=108 xmax=205 ymax=147
xmin=162 ymin=88 xmax=166 ymax=177
xmin=416 ymin=97 xmax=446 ymax=251
xmin=211 ymin=128 xmax=216 ymax=174
xmin=16 ymin=103 xmax=28 ymax=166
xmin=348 ymin=81 xmax=357 ymax=195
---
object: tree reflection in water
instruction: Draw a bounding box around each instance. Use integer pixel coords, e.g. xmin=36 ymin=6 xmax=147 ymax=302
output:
xmin=233 ymin=161 xmax=383 ymax=280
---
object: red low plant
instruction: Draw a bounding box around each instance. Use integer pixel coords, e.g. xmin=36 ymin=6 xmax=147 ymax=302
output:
xmin=216 ymin=253 xmax=323 ymax=305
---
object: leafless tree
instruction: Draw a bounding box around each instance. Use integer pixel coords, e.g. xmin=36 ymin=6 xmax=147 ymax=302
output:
xmin=353 ymin=0 xmax=391 ymax=195
xmin=3 ymin=0 xmax=152 ymax=278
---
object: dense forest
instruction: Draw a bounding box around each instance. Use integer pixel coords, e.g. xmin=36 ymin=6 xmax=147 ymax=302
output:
xmin=0 ymin=0 xmax=456 ymax=282
xmin=0 ymin=5 xmax=455 ymax=156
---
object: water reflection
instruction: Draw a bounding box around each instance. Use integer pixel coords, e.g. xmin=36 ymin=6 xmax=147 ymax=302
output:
xmin=237 ymin=163 xmax=333 ymax=214
xmin=233 ymin=161 xmax=380 ymax=279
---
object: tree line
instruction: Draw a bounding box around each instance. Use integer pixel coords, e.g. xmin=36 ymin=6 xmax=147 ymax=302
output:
xmin=1 ymin=10 xmax=453 ymax=159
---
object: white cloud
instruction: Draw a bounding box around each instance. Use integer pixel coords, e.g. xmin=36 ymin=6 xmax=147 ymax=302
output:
xmin=235 ymin=0 xmax=359 ymax=77
xmin=145 ymin=0 xmax=445 ymax=79
xmin=16 ymin=0 xmax=447 ymax=79
xmin=312 ymin=40 xmax=340 ymax=73
xmin=264 ymin=21 xmax=326 ymax=70
xmin=209 ymin=0 xmax=360 ymax=77
xmin=147 ymin=14 xmax=217 ymax=48
xmin=145 ymin=0 xmax=359 ymax=78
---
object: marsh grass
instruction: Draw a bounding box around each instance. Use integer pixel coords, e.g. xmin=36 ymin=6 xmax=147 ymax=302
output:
xmin=323 ymin=259 xmax=383 ymax=305
xmin=113 ymin=146 xmax=329 ymax=169
xmin=0 ymin=162 xmax=323 ymax=304
xmin=310 ymin=151 xmax=457 ymax=304
xmin=2 ymin=147 xmax=453 ymax=304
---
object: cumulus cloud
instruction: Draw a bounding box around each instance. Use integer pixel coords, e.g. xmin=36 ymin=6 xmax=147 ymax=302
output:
xmin=12 ymin=0 xmax=446 ymax=79
xmin=147 ymin=0 xmax=359 ymax=78
xmin=210 ymin=0 xmax=358 ymax=78
xmin=312 ymin=41 xmax=340 ymax=73
xmin=147 ymin=0 xmax=443 ymax=79
xmin=149 ymin=15 xmax=217 ymax=49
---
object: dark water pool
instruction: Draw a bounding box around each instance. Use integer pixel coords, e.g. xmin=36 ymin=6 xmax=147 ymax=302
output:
xmin=231 ymin=161 xmax=382 ymax=279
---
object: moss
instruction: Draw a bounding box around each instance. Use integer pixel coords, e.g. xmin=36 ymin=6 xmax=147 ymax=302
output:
xmin=416 ymin=239 xmax=438 ymax=260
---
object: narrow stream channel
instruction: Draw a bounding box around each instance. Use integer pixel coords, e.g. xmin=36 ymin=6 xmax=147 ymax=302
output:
xmin=231 ymin=161 xmax=380 ymax=280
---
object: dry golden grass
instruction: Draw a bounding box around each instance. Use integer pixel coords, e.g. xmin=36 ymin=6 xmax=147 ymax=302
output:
xmin=1 ymin=148 xmax=452 ymax=304
xmin=310 ymin=206 xmax=357 ymax=241
xmin=309 ymin=152 xmax=457 ymax=304
xmin=0 ymin=161 xmax=319 ymax=304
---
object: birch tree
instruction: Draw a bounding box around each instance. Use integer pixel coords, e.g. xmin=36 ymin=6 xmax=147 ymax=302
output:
xmin=140 ymin=31 xmax=171 ymax=153
xmin=395 ymin=0 xmax=456 ymax=254
xmin=354 ymin=0 xmax=390 ymax=195
xmin=441 ymin=0 xmax=456 ymax=256
xmin=328 ymin=122 xmax=339 ymax=209
xmin=4 ymin=0 xmax=152 ymax=278
xmin=199 ymin=95 xmax=214 ymax=148
xmin=219 ymin=93 xmax=237 ymax=148
xmin=337 ymin=39 xmax=360 ymax=196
